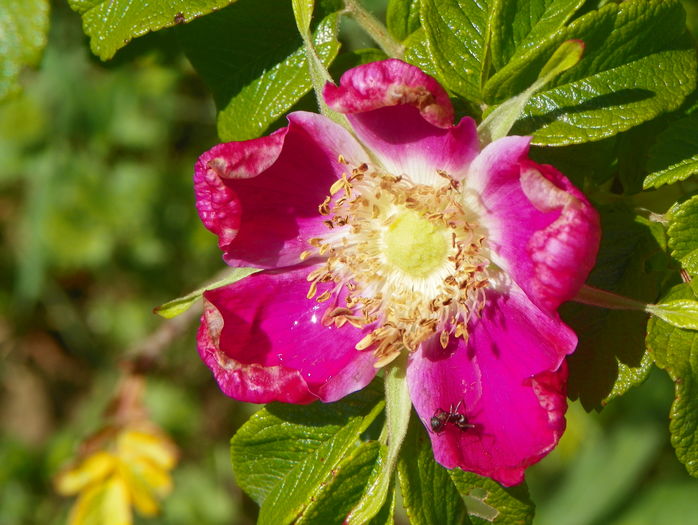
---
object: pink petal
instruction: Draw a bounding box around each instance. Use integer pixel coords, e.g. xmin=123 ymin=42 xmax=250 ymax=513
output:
xmin=466 ymin=136 xmax=600 ymax=312
xmin=324 ymin=60 xmax=478 ymax=182
xmin=407 ymin=288 xmax=575 ymax=486
xmin=194 ymin=112 xmax=369 ymax=269
xmin=324 ymin=59 xmax=454 ymax=128
xmin=197 ymin=265 xmax=377 ymax=404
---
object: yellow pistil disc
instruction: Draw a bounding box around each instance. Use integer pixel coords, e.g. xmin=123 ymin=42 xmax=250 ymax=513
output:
xmin=383 ymin=209 xmax=449 ymax=278
xmin=303 ymin=159 xmax=492 ymax=367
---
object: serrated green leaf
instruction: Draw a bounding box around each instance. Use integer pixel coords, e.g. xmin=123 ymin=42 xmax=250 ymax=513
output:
xmin=67 ymin=0 xmax=237 ymax=60
xmin=606 ymin=350 xmax=655 ymax=402
xmin=296 ymin=442 xmax=380 ymax=525
xmin=485 ymin=0 xmax=697 ymax=146
xmin=449 ymin=470 xmax=534 ymax=525
xmin=154 ymin=268 xmax=258 ymax=319
xmin=492 ymin=0 xmax=585 ymax=70
xmin=647 ymin=283 xmax=698 ymax=477
xmin=644 ymin=113 xmax=698 ymax=189
xmin=0 ymin=0 xmax=50 ymax=101
xmin=230 ymin=381 xmax=383 ymax=505
xmin=387 ymin=0 xmax=421 ymax=41
xmin=296 ymin=441 xmax=396 ymax=525
xmin=564 ymin=206 xmax=663 ymax=409
xmin=647 ymin=300 xmax=698 ymax=330
xmin=420 ymin=0 xmax=498 ymax=103
xmin=403 ymin=28 xmax=438 ymax=77
xmin=258 ymin=399 xmax=384 ymax=525
xmin=179 ymin=0 xmax=340 ymax=141
xmin=398 ymin=421 xmax=469 ymax=525
xmin=667 ymin=194 xmax=698 ymax=275
xmin=478 ymin=39 xmax=584 ymax=144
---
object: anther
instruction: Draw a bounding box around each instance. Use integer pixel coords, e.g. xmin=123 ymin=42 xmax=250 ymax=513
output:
xmin=355 ymin=333 xmax=375 ymax=350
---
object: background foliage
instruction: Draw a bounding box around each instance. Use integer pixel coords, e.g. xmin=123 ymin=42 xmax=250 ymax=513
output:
xmin=1 ymin=0 xmax=698 ymax=524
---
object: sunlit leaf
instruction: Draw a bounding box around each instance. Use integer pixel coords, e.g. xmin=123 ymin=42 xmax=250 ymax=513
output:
xmin=647 ymin=283 xmax=698 ymax=476
xmin=154 ymin=268 xmax=258 ymax=319
xmin=644 ymin=113 xmax=698 ymax=189
xmin=179 ymin=0 xmax=341 ymax=141
xmin=667 ymin=194 xmax=698 ymax=275
xmin=487 ymin=0 xmax=697 ymax=145
xmin=398 ymin=421 xmax=469 ymax=525
xmin=67 ymin=0 xmax=238 ymax=60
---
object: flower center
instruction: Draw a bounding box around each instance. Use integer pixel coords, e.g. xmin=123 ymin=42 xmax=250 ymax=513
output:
xmin=383 ymin=209 xmax=449 ymax=279
xmin=301 ymin=158 xmax=491 ymax=367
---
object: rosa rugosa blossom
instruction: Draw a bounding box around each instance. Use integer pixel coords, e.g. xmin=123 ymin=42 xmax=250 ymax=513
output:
xmin=194 ymin=59 xmax=600 ymax=486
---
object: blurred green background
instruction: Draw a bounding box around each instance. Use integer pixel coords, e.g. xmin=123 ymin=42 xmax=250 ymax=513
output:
xmin=2 ymin=1 xmax=698 ymax=525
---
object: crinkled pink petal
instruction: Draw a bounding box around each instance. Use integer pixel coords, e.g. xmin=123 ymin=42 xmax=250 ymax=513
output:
xmin=324 ymin=60 xmax=478 ymax=182
xmin=324 ymin=59 xmax=453 ymax=128
xmin=466 ymin=136 xmax=600 ymax=312
xmin=194 ymin=112 xmax=369 ymax=269
xmin=197 ymin=265 xmax=377 ymax=404
xmin=407 ymin=287 xmax=575 ymax=486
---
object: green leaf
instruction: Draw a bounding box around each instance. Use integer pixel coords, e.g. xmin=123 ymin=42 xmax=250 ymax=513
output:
xmin=0 ymin=0 xmax=50 ymax=101
xmin=420 ymin=0 xmax=498 ymax=103
xmin=647 ymin=300 xmax=698 ymax=331
xmin=403 ymin=28 xmax=438 ymax=77
xmin=644 ymin=113 xmax=698 ymax=189
xmin=67 ymin=0 xmax=237 ymax=60
xmin=230 ymin=381 xmax=383 ymax=505
xmin=667 ymin=194 xmax=698 ymax=275
xmin=564 ymin=206 xmax=663 ymax=409
xmin=153 ymin=268 xmax=258 ymax=319
xmin=387 ymin=0 xmax=421 ymax=41
xmin=605 ymin=350 xmax=655 ymax=402
xmin=398 ymin=421 xmax=469 ymax=525
xmin=295 ymin=442 xmax=382 ymax=525
xmin=485 ymin=0 xmax=697 ymax=146
xmin=293 ymin=0 xmax=315 ymax=35
xmin=478 ymin=39 xmax=584 ymax=144
xmin=449 ymin=470 xmax=535 ymax=525
xmin=646 ymin=283 xmax=698 ymax=477
xmin=257 ymin=400 xmax=385 ymax=525
xmin=491 ymin=0 xmax=585 ymax=70
xmin=179 ymin=0 xmax=340 ymax=141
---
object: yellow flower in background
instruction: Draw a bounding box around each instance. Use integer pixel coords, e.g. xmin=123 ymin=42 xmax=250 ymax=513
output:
xmin=55 ymin=427 xmax=178 ymax=525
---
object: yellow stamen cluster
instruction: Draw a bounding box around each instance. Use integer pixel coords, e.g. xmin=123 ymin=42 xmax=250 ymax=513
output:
xmin=303 ymin=158 xmax=490 ymax=368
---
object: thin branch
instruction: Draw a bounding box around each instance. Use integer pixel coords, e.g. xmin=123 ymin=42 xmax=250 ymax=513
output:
xmin=343 ymin=0 xmax=404 ymax=58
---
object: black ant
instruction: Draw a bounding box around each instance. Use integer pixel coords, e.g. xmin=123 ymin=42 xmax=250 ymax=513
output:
xmin=430 ymin=402 xmax=477 ymax=433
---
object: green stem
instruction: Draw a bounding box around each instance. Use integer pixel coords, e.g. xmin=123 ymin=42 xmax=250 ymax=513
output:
xmin=346 ymin=352 xmax=410 ymax=524
xmin=343 ymin=0 xmax=404 ymax=58
xmin=573 ymin=284 xmax=649 ymax=311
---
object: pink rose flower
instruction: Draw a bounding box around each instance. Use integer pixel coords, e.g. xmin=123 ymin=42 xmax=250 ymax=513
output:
xmin=194 ymin=59 xmax=600 ymax=486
